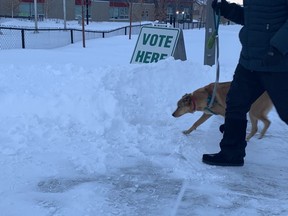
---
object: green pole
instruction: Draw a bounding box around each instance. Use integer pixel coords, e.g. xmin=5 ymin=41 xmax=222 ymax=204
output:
xmin=204 ymin=0 xmax=216 ymax=66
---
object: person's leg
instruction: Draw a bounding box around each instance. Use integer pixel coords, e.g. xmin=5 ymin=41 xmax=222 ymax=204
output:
xmin=224 ymin=67 xmax=265 ymax=120
xmin=202 ymin=64 xmax=265 ymax=166
xmin=261 ymin=72 xmax=288 ymax=125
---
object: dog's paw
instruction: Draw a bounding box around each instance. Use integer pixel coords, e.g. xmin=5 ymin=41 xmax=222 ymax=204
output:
xmin=182 ymin=130 xmax=191 ymax=135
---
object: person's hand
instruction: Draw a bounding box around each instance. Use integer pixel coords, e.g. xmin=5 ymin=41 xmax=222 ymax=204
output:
xmin=212 ymin=0 xmax=221 ymax=11
xmin=262 ymin=46 xmax=282 ymax=66
xmin=212 ymin=0 xmax=229 ymax=15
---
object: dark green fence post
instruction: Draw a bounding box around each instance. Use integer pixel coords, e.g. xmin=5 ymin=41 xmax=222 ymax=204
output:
xmin=21 ymin=29 xmax=25 ymax=49
xmin=70 ymin=29 xmax=74 ymax=44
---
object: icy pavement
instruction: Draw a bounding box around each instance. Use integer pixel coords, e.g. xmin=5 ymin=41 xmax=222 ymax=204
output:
xmin=34 ymin=157 xmax=288 ymax=216
xmin=2 ymin=115 xmax=288 ymax=216
xmin=33 ymin=115 xmax=288 ymax=216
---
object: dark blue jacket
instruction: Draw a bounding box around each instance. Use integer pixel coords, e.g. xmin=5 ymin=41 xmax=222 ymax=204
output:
xmin=220 ymin=0 xmax=288 ymax=72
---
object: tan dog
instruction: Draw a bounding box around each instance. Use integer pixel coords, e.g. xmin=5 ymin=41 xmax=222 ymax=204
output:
xmin=172 ymin=82 xmax=273 ymax=141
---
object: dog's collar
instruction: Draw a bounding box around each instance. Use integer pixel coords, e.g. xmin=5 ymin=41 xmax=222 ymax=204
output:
xmin=204 ymin=107 xmax=218 ymax=115
xmin=191 ymin=96 xmax=197 ymax=112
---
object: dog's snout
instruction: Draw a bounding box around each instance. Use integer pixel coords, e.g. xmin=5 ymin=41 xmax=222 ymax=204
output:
xmin=172 ymin=110 xmax=180 ymax=118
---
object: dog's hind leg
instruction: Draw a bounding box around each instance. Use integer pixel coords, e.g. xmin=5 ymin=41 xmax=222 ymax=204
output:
xmin=258 ymin=116 xmax=271 ymax=139
xmin=246 ymin=112 xmax=258 ymax=141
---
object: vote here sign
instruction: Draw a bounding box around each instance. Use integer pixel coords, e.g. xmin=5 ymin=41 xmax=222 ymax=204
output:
xmin=130 ymin=26 xmax=182 ymax=64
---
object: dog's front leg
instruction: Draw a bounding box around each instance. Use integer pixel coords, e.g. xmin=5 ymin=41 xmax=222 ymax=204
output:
xmin=183 ymin=113 xmax=212 ymax=135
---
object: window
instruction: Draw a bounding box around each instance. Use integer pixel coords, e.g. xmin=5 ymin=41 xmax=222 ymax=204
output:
xmin=19 ymin=2 xmax=44 ymax=17
xmin=75 ymin=0 xmax=91 ymax=5
xmin=74 ymin=4 xmax=91 ymax=20
xmin=109 ymin=2 xmax=129 ymax=20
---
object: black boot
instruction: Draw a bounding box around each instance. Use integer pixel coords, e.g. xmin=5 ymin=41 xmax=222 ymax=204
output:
xmin=219 ymin=124 xmax=225 ymax=133
xmin=202 ymin=118 xmax=247 ymax=166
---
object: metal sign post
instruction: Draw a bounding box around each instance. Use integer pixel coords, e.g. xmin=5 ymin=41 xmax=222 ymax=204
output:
xmin=204 ymin=0 xmax=216 ymax=66
xmin=34 ymin=0 xmax=38 ymax=32
xmin=82 ymin=1 xmax=86 ymax=48
xmin=63 ymin=0 xmax=67 ymax=29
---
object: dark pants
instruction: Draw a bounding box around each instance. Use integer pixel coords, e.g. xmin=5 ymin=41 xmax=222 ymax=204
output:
xmin=226 ymin=64 xmax=288 ymax=124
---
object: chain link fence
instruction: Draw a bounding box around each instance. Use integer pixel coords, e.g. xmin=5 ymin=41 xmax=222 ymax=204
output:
xmin=0 ymin=21 xmax=205 ymax=50
xmin=0 ymin=23 xmax=149 ymax=50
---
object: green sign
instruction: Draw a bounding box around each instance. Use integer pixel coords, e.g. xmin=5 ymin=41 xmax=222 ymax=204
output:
xmin=131 ymin=26 xmax=186 ymax=64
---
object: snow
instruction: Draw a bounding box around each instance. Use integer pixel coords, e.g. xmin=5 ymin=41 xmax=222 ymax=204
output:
xmin=0 ymin=19 xmax=288 ymax=216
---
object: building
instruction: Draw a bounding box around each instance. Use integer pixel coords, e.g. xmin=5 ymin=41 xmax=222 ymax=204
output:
xmin=0 ymin=0 xmax=205 ymax=23
xmin=166 ymin=0 xmax=206 ymax=23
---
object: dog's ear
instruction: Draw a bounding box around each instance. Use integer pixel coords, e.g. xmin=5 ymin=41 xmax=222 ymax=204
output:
xmin=181 ymin=93 xmax=188 ymax=98
xmin=181 ymin=94 xmax=192 ymax=103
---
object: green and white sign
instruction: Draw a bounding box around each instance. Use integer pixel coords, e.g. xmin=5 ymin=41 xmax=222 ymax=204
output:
xmin=130 ymin=26 xmax=186 ymax=64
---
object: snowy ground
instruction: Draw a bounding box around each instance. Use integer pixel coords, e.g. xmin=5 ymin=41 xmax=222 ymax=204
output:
xmin=0 ymin=20 xmax=287 ymax=216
